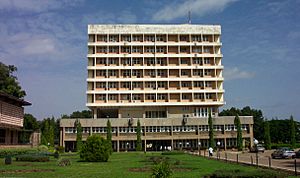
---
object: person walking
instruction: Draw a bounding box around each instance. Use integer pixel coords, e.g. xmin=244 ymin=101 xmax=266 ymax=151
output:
xmin=208 ymin=147 xmax=213 ymax=157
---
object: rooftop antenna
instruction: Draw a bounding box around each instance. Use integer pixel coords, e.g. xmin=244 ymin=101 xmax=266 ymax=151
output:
xmin=188 ymin=11 xmax=192 ymax=24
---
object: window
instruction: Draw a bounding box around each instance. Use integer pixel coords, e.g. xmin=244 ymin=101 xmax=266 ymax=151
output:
xmin=65 ymin=127 xmax=76 ymax=133
xmin=194 ymin=81 xmax=204 ymax=87
xmin=145 ymin=111 xmax=167 ymax=118
xmin=122 ymin=58 xmax=131 ymax=65
xmin=122 ymin=47 xmax=131 ymax=53
xmin=96 ymin=58 xmax=106 ymax=65
xmin=147 ymin=70 xmax=156 ymax=77
xmin=194 ymin=93 xmax=204 ymax=100
xmin=157 ymin=70 xmax=166 ymax=77
xmin=204 ymin=69 xmax=212 ymax=76
xmin=132 ymin=58 xmax=141 ymax=65
xmin=182 ymin=94 xmax=190 ymax=100
xmin=157 ymin=94 xmax=166 ymax=100
xmin=0 ymin=129 xmax=5 ymax=143
xmin=108 ymin=70 xmax=117 ymax=77
xmin=206 ymin=93 xmax=213 ymax=99
xmin=193 ymin=58 xmax=202 ymax=65
xmin=97 ymin=94 xmax=106 ymax=101
xmin=132 ymin=35 xmax=142 ymax=41
xmin=96 ymin=82 xmax=106 ymax=89
xmin=96 ymin=70 xmax=106 ymax=77
xmin=109 ymin=35 xmax=118 ymax=42
xmin=194 ymin=107 xmax=209 ymax=117
xmin=156 ymin=35 xmax=165 ymax=41
xmin=132 ymin=70 xmax=141 ymax=77
xmin=156 ymin=58 xmax=166 ymax=65
xmin=192 ymin=47 xmax=202 ymax=53
xmin=204 ymin=58 xmax=210 ymax=64
xmin=192 ymin=35 xmax=201 ymax=42
xmin=193 ymin=69 xmax=203 ymax=77
xmin=108 ymin=58 xmax=118 ymax=65
xmin=145 ymin=35 xmax=155 ymax=42
xmin=145 ymin=47 xmax=155 ymax=53
xmin=121 ymin=82 xmax=131 ymax=89
xmin=180 ymin=59 xmax=189 ymax=64
xmin=146 ymin=82 xmax=156 ymax=89
xmin=132 ymin=94 xmax=141 ymax=100
xmin=181 ymin=82 xmax=190 ymax=87
xmin=132 ymin=47 xmax=142 ymax=53
xmin=122 ymin=70 xmax=131 ymax=77
xmin=157 ymin=81 xmax=166 ymax=88
xmin=121 ymin=94 xmax=130 ymax=100
xmin=96 ymin=46 xmax=107 ymax=53
xmin=156 ymin=47 xmax=165 ymax=53
xmin=121 ymin=35 xmax=131 ymax=42
xmin=108 ymin=82 xmax=117 ymax=89
xmin=97 ymin=35 xmax=107 ymax=42
xmin=203 ymin=35 xmax=209 ymax=42
xmin=109 ymin=47 xmax=118 ymax=53
xmin=146 ymin=58 xmax=155 ymax=65
xmin=108 ymin=95 xmax=117 ymax=100
xmin=146 ymin=94 xmax=155 ymax=100
xmin=132 ymin=82 xmax=142 ymax=89
xmin=205 ymin=81 xmax=212 ymax=88
xmin=204 ymin=47 xmax=210 ymax=53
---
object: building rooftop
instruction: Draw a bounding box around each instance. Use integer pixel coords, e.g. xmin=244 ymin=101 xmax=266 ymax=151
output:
xmin=0 ymin=92 xmax=31 ymax=106
xmin=88 ymin=24 xmax=221 ymax=34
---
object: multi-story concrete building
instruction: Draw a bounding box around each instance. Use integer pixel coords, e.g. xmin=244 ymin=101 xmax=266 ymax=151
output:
xmin=60 ymin=24 xmax=253 ymax=152
xmin=0 ymin=92 xmax=31 ymax=146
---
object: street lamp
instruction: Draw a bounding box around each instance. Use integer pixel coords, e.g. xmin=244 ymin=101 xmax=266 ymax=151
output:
xmin=254 ymin=139 xmax=259 ymax=166
xmin=217 ymin=141 xmax=221 ymax=159
xmin=198 ymin=142 xmax=201 ymax=156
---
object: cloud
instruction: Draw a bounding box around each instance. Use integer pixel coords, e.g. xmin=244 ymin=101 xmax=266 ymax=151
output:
xmin=224 ymin=67 xmax=255 ymax=81
xmin=0 ymin=0 xmax=84 ymax=13
xmin=152 ymin=0 xmax=238 ymax=21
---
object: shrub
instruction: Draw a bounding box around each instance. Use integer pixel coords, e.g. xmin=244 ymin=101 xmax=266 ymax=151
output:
xmin=5 ymin=155 xmax=12 ymax=164
xmin=16 ymin=154 xmax=50 ymax=162
xmin=151 ymin=160 xmax=172 ymax=178
xmin=80 ymin=135 xmax=110 ymax=162
xmin=0 ymin=148 xmax=38 ymax=158
xmin=56 ymin=146 xmax=65 ymax=153
xmin=38 ymin=145 xmax=48 ymax=152
xmin=54 ymin=151 xmax=59 ymax=159
xmin=58 ymin=158 xmax=71 ymax=167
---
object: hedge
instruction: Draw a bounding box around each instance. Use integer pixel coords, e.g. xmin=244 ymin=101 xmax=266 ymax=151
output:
xmin=0 ymin=148 xmax=38 ymax=158
xmin=15 ymin=154 xmax=50 ymax=162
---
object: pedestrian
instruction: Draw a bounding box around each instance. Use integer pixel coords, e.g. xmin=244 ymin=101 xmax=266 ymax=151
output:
xmin=209 ymin=147 xmax=213 ymax=157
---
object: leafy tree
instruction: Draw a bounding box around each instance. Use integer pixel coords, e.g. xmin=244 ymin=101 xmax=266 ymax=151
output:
xmin=234 ymin=115 xmax=243 ymax=151
xmin=75 ymin=119 xmax=83 ymax=152
xmin=19 ymin=113 xmax=39 ymax=143
xmin=208 ymin=109 xmax=215 ymax=148
xmin=80 ymin=135 xmax=110 ymax=162
xmin=136 ymin=119 xmax=142 ymax=151
xmin=40 ymin=118 xmax=55 ymax=147
xmin=290 ymin=116 xmax=296 ymax=148
xmin=269 ymin=119 xmax=290 ymax=143
xmin=41 ymin=119 xmax=50 ymax=145
xmin=0 ymin=62 xmax=26 ymax=98
xmin=106 ymin=120 xmax=112 ymax=154
xmin=62 ymin=110 xmax=92 ymax=119
xmin=263 ymin=120 xmax=271 ymax=150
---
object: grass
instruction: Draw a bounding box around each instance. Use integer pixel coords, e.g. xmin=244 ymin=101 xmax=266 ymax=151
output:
xmin=0 ymin=152 xmax=293 ymax=178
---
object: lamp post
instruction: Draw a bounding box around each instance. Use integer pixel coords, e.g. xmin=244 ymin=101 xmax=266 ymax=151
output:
xmin=198 ymin=142 xmax=201 ymax=156
xmin=217 ymin=141 xmax=221 ymax=159
xmin=254 ymin=139 xmax=259 ymax=166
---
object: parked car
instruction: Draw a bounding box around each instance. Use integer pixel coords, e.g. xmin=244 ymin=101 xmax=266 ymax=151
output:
xmin=250 ymin=144 xmax=265 ymax=153
xmin=271 ymin=148 xmax=295 ymax=159
xmin=295 ymin=150 xmax=300 ymax=158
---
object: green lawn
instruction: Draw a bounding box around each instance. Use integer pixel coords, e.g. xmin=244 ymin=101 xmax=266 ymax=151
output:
xmin=0 ymin=152 xmax=291 ymax=178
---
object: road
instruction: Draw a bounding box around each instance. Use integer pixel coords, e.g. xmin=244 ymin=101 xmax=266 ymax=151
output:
xmin=190 ymin=150 xmax=300 ymax=175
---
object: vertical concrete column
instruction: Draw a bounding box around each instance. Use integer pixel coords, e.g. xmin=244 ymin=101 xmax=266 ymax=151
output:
xmin=93 ymin=108 xmax=97 ymax=119
xmin=117 ymin=140 xmax=120 ymax=152
xmin=90 ymin=127 xmax=93 ymax=135
xmin=60 ymin=128 xmax=63 ymax=146
xmin=249 ymin=123 xmax=254 ymax=147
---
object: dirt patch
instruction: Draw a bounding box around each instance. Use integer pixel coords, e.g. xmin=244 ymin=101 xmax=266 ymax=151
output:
xmin=128 ymin=167 xmax=151 ymax=172
xmin=0 ymin=169 xmax=55 ymax=174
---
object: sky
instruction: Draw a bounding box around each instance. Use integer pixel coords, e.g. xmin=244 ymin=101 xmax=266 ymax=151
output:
xmin=0 ymin=0 xmax=299 ymax=120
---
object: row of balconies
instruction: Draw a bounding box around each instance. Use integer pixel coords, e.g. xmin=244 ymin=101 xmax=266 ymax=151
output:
xmin=89 ymin=93 xmax=223 ymax=103
xmin=88 ymin=34 xmax=220 ymax=43
xmin=88 ymin=57 xmax=221 ymax=67
xmin=88 ymin=69 xmax=222 ymax=79
xmin=88 ymin=46 xmax=221 ymax=55
xmin=88 ymin=81 xmax=223 ymax=91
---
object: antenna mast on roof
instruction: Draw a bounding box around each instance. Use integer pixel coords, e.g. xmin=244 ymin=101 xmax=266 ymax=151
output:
xmin=188 ymin=11 xmax=192 ymax=24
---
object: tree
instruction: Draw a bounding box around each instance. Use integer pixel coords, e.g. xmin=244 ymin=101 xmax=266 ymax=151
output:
xmin=19 ymin=113 xmax=39 ymax=143
xmin=80 ymin=135 xmax=110 ymax=162
xmin=290 ymin=116 xmax=296 ymax=148
xmin=263 ymin=120 xmax=271 ymax=150
xmin=41 ymin=119 xmax=50 ymax=145
xmin=208 ymin=109 xmax=215 ymax=148
xmin=234 ymin=115 xmax=243 ymax=151
xmin=106 ymin=120 xmax=112 ymax=154
xmin=136 ymin=119 xmax=142 ymax=151
xmin=75 ymin=119 xmax=83 ymax=152
xmin=0 ymin=62 xmax=26 ymax=98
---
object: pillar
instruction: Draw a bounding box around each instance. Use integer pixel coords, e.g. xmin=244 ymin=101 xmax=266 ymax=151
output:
xmin=93 ymin=108 xmax=97 ymax=119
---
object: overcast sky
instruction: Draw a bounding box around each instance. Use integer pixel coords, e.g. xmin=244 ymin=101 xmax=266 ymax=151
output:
xmin=0 ymin=0 xmax=299 ymax=120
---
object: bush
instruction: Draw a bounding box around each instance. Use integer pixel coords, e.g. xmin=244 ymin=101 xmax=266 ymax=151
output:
xmin=16 ymin=154 xmax=50 ymax=162
xmin=80 ymin=135 xmax=110 ymax=162
xmin=0 ymin=148 xmax=38 ymax=158
xmin=38 ymin=145 xmax=48 ymax=152
xmin=5 ymin=155 xmax=12 ymax=164
xmin=54 ymin=151 xmax=59 ymax=159
xmin=56 ymin=146 xmax=65 ymax=153
xmin=58 ymin=158 xmax=71 ymax=167
xmin=151 ymin=160 xmax=172 ymax=178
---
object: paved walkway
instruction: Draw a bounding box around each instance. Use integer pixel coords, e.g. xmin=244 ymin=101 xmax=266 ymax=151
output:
xmin=189 ymin=150 xmax=299 ymax=175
